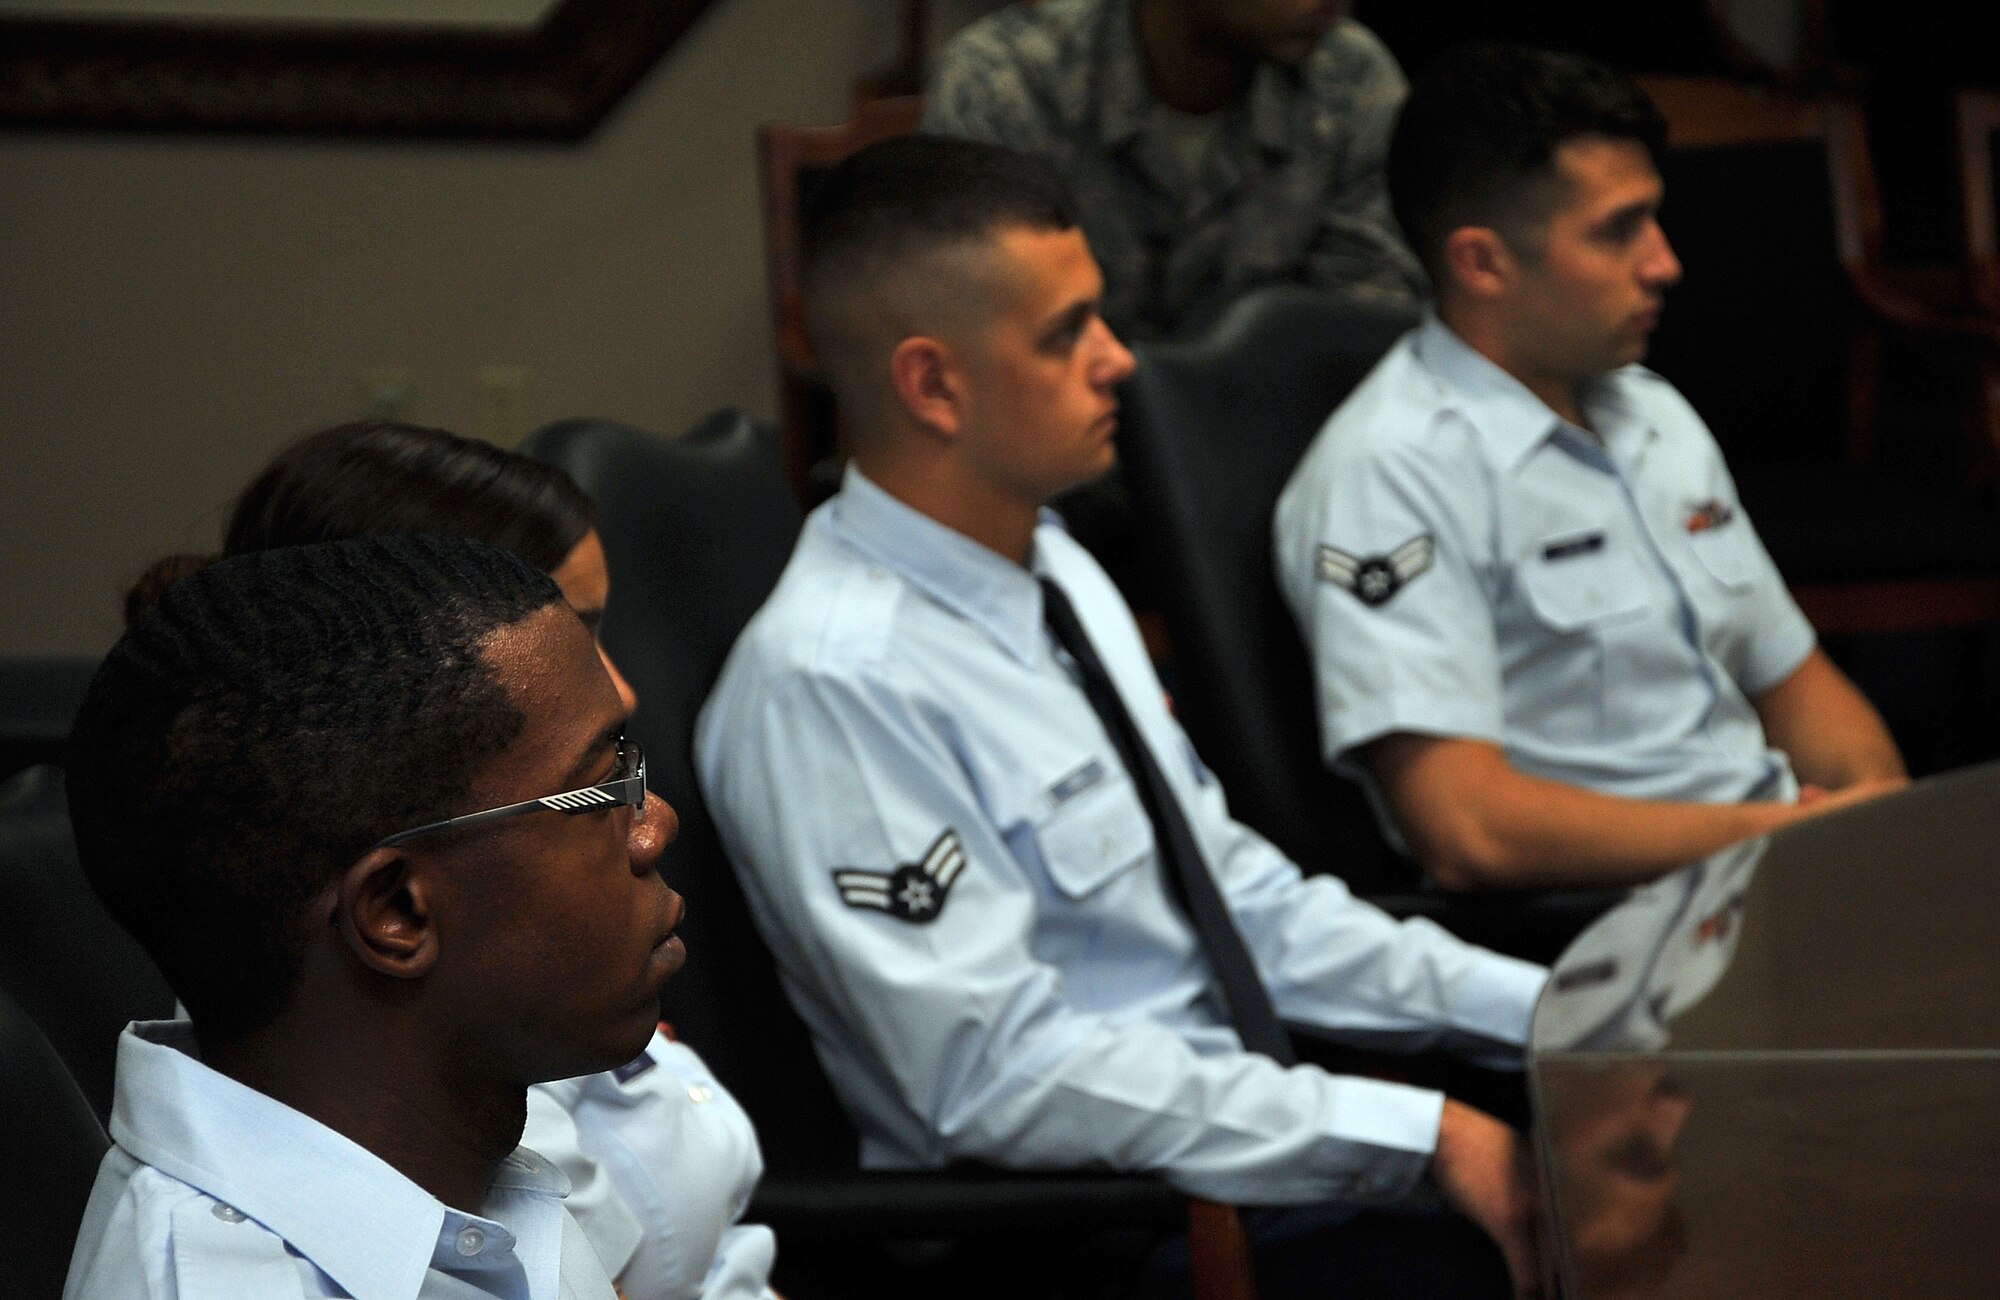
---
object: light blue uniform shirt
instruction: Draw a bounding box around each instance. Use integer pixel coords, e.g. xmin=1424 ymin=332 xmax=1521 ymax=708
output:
xmin=523 ymin=1032 xmax=776 ymax=1300
xmin=65 ymin=1019 xmax=616 ymax=1300
xmin=1275 ymin=315 xmax=1814 ymax=814
xmin=696 ymin=466 xmax=1544 ymax=1208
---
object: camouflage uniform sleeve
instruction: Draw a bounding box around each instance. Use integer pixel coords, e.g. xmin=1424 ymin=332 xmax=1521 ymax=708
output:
xmin=1301 ymin=24 xmax=1427 ymax=306
xmin=920 ymin=11 xmax=1062 ymax=152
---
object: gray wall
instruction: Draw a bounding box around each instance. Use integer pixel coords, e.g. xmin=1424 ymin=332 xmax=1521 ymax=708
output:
xmin=0 ymin=0 xmax=906 ymax=656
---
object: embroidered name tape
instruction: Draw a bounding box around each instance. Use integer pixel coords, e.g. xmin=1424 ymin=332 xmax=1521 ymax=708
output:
xmin=1050 ymin=759 xmax=1107 ymax=805
xmin=612 ymin=1050 xmax=657 ymax=1084
xmin=1542 ymin=532 xmax=1606 ymax=562
xmin=1552 ymin=958 xmax=1620 ymax=993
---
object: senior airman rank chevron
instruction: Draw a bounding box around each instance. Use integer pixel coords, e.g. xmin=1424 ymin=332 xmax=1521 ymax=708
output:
xmin=833 ymin=830 xmax=966 ymax=924
xmin=1317 ymin=533 xmax=1434 ymax=608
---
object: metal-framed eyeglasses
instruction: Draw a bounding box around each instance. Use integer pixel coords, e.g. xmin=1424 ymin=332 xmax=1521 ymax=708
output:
xmin=374 ymin=736 xmax=646 ymax=849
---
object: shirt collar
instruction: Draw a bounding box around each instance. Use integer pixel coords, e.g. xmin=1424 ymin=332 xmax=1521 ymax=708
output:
xmin=827 ymin=465 xmax=1051 ymax=667
xmin=1413 ymin=315 xmax=1658 ymax=474
xmin=108 ymin=1019 xmax=570 ymax=1300
xmin=1580 ymin=373 xmax=1661 ymax=472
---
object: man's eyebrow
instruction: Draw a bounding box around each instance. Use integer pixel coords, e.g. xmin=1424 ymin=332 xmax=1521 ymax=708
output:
xmin=1040 ymin=298 xmax=1098 ymax=343
xmin=561 ymin=717 xmax=627 ymax=787
xmin=1595 ymin=195 xmax=1660 ymax=230
xmin=574 ymin=606 xmax=606 ymax=633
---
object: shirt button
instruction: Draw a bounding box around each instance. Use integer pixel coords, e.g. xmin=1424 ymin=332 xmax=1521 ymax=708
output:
xmin=211 ymin=1203 xmax=246 ymax=1223
xmin=455 ymin=1227 xmax=486 ymax=1257
xmin=686 ymin=1084 xmax=713 ymax=1104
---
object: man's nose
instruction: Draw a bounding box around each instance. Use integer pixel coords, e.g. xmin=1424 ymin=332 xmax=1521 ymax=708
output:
xmin=629 ymin=792 xmax=677 ymax=876
xmin=1095 ymin=322 xmax=1137 ymax=386
xmin=1645 ymin=224 xmax=1682 ymax=290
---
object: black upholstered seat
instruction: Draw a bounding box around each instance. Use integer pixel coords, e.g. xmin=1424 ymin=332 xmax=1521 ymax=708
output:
xmin=0 ymin=987 xmax=108 ymax=1300
xmin=1116 ymin=286 xmax=1622 ymax=962
xmin=522 ymin=411 xmax=1247 ymax=1300
xmin=0 ymin=764 xmax=174 ymax=1123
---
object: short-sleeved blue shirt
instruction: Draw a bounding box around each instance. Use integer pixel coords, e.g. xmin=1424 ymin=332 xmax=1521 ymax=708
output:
xmin=1275 ymin=315 xmax=1814 ymax=814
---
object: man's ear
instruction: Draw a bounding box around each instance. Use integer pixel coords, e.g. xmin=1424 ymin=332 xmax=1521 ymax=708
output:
xmin=1441 ymin=226 xmax=1516 ymax=302
xmin=335 ymin=847 xmax=441 ymax=980
xmin=888 ymin=336 xmax=966 ymax=442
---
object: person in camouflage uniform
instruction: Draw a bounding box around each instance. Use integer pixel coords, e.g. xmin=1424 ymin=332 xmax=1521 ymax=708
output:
xmin=922 ymin=0 xmax=1426 ymax=342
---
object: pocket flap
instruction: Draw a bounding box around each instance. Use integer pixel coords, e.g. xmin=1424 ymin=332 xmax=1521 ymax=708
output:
xmin=1520 ymin=530 xmax=1650 ymax=631
xmin=1687 ymin=522 xmax=1757 ymax=589
xmin=1035 ymin=776 xmax=1154 ymax=899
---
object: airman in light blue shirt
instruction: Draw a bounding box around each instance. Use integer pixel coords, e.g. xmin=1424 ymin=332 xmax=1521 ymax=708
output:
xmin=1276 ymin=314 xmax=1813 ymax=808
xmin=700 ymin=467 xmax=1544 ymax=1205
xmin=691 ymin=134 xmax=1549 ymax=1292
xmin=69 ymin=1019 xmax=618 ymax=1300
xmin=1274 ymin=47 xmax=1903 ymax=892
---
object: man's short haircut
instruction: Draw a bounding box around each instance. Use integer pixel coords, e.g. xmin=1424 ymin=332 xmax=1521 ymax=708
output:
xmin=1388 ymin=44 xmax=1667 ymax=283
xmin=800 ymin=135 xmax=1079 ymax=426
xmin=68 ymin=534 xmax=563 ymax=1044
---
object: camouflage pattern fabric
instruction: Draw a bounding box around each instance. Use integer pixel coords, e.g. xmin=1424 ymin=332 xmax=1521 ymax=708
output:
xmin=923 ymin=0 xmax=1427 ymax=341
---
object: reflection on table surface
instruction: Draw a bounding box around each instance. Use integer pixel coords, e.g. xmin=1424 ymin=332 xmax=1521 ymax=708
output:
xmin=1529 ymin=762 xmax=2000 ymax=1297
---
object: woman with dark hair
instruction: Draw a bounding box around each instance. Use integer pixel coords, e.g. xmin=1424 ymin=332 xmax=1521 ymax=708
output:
xmin=125 ymin=420 xmax=775 ymax=1300
xmin=134 ymin=420 xmax=637 ymax=714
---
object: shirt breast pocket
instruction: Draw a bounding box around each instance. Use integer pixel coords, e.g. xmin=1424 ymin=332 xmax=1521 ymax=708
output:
xmin=1519 ymin=531 xmax=1652 ymax=632
xmin=1033 ymin=775 xmax=1156 ymax=900
xmin=1686 ymin=520 xmax=1758 ymax=590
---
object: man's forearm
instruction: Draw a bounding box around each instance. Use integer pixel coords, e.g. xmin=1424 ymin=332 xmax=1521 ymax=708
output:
xmin=1367 ymin=734 xmax=1807 ymax=891
xmin=1753 ymin=649 xmax=1907 ymax=790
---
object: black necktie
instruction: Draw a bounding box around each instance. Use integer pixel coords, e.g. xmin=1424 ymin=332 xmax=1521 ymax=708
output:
xmin=1039 ymin=579 xmax=1296 ymax=1066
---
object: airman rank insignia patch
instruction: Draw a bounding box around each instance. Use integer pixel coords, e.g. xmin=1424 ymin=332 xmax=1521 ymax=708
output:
xmin=1318 ymin=534 xmax=1434 ymax=607
xmin=833 ymin=830 xmax=966 ymax=924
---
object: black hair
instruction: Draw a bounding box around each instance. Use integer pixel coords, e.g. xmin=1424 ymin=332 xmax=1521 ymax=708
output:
xmin=802 ymin=134 xmax=1079 ymax=302
xmin=70 ymin=534 xmax=563 ymax=1044
xmin=229 ymin=420 xmax=591 ymax=573
xmin=126 ymin=421 xmax=593 ymax=626
xmin=800 ymin=136 xmax=1080 ymax=420
xmin=1388 ymin=44 xmax=1668 ymax=283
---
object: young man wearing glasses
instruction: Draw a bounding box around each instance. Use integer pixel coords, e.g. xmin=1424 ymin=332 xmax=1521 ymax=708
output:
xmin=63 ymin=534 xmax=680 ymax=1300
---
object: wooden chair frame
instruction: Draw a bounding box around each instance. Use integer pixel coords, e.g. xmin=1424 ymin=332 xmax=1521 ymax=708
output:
xmin=756 ymin=96 xmax=924 ymax=504
xmin=1642 ymin=77 xmax=2000 ymax=460
xmin=1957 ymin=88 xmax=2000 ymax=319
xmin=1638 ymin=77 xmax=2000 ymax=635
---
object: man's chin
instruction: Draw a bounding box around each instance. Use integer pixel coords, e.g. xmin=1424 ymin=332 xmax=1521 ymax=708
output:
xmin=1042 ymin=453 xmax=1120 ymax=511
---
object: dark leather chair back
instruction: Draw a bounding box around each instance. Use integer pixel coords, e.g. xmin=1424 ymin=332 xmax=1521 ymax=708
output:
xmin=0 ymin=986 xmax=109 ymax=1300
xmin=522 ymin=411 xmax=857 ymax=1172
xmin=1118 ymin=287 xmax=1420 ymax=897
xmin=0 ymin=765 xmax=174 ymax=1122
xmin=0 ymin=657 xmax=96 ymax=783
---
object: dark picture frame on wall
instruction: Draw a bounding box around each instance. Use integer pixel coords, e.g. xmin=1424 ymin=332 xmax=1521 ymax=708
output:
xmin=0 ymin=0 xmax=720 ymax=139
